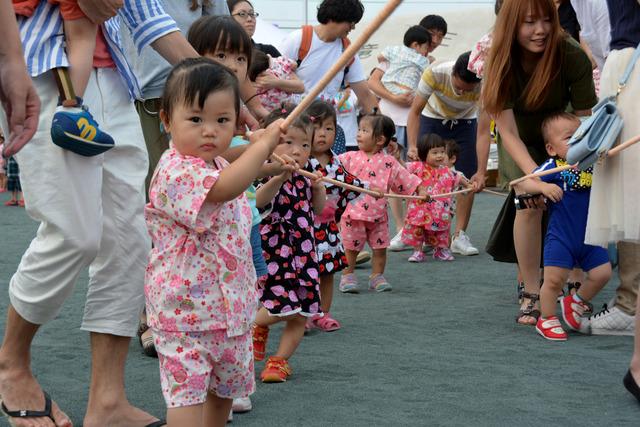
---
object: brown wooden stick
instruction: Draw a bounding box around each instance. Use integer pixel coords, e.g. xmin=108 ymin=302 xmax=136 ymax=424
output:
xmin=606 ymin=134 xmax=640 ymax=157
xmin=431 ymin=187 xmax=475 ymax=199
xmin=280 ymin=0 xmax=404 ymax=131
xmin=482 ymin=189 xmax=508 ymax=197
xmin=509 ymin=163 xmax=577 ymax=187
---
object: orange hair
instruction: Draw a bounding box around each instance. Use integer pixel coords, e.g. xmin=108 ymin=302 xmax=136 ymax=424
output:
xmin=482 ymin=0 xmax=566 ymax=115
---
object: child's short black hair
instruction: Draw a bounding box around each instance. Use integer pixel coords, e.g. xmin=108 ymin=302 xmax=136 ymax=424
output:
xmin=541 ymin=112 xmax=580 ymax=143
xmin=417 ymin=133 xmax=446 ymax=162
xmin=306 ymin=99 xmax=337 ymax=129
xmin=453 ymin=51 xmax=482 ymax=84
xmin=445 ymin=139 xmax=459 ymax=160
xmin=359 ymin=113 xmax=396 ymax=148
xmin=404 ymin=25 xmax=432 ymax=48
xmin=419 ymin=15 xmax=447 ymax=35
xmin=249 ymin=49 xmax=270 ymax=81
xmin=188 ymin=15 xmax=253 ymax=70
xmin=317 ymin=0 xmax=364 ymax=25
xmin=161 ymin=57 xmax=240 ymax=123
xmin=263 ymin=102 xmax=314 ymax=135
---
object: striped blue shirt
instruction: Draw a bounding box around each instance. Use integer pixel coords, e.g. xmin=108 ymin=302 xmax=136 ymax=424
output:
xmin=17 ymin=1 xmax=179 ymax=99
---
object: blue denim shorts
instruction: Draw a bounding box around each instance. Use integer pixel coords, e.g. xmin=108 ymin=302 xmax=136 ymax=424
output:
xmin=250 ymin=224 xmax=268 ymax=277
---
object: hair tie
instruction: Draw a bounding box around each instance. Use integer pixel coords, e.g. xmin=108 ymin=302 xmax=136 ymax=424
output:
xmin=391 ymin=136 xmax=397 ymax=142
xmin=309 ymin=115 xmax=316 ymax=122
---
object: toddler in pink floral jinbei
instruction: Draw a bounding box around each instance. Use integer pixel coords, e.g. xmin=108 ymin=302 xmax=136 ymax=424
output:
xmin=144 ymin=58 xmax=282 ymax=426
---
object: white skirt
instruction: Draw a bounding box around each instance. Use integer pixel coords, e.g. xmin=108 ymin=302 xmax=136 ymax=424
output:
xmin=585 ymin=47 xmax=640 ymax=247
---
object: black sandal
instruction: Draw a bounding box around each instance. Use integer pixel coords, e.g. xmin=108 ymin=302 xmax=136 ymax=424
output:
xmin=1 ymin=391 xmax=55 ymax=423
xmin=516 ymin=291 xmax=540 ymax=325
xmin=137 ymin=322 xmax=158 ymax=358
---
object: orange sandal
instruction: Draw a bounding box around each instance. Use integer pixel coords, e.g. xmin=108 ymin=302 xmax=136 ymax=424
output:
xmin=252 ymin=325 xmax=269 ymax=361
xmin=260 ymin=356 xmax=291 ymax=383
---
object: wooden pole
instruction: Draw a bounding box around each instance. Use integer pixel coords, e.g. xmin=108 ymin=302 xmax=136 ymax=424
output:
xmin=509 ymin=163 xmax=576 ymax=187
xmin=280 ymin=0 xmax=404 ymax=130
xmin=606 ymin=134 xmax=640 ymax=157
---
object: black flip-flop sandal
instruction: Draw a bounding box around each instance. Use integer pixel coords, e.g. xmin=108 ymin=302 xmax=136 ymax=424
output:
xmin=0 ymin=391 xmax=55 ymax=425
xmin=138 ymin=322 xmax=158 ymax=358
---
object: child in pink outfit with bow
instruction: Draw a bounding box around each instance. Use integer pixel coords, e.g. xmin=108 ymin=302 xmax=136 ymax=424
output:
xmin=402 ymin=133 xmax=473 ymax=262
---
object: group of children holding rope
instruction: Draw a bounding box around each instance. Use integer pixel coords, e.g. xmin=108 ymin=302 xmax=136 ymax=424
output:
xmin=141 ymin=2 xmax=619 ymax=424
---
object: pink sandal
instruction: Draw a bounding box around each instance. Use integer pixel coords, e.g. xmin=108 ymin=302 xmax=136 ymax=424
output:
xmin=311 ymin=312 xmax=341 ymax=332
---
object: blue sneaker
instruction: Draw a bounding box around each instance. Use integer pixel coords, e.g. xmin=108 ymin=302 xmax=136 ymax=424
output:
xmin=51 ymin=104 xmax=114 ymax=156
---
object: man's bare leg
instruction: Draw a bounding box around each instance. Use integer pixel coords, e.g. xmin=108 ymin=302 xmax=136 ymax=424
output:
xmin=83 ymin=333 xmax=161 ymax=427
xmin=0 ymin=306 xmax=72 ymax=427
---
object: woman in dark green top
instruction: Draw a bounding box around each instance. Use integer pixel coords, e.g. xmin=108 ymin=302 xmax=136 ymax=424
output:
xmin=481 ymin=0 xmax=596 ymax=325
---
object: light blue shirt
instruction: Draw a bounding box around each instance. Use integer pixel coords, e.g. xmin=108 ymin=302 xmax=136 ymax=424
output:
xmin=17 ymin=0 xmax=180 ymax=99
xmin=120 ymin=1 xmax=229 ymax=100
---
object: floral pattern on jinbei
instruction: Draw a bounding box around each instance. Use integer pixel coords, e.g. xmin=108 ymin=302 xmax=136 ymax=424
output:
xmin=258 ymin=172 xmax=322 ymax=317
xmin=307 ymin=151 xmax=366 ymax=276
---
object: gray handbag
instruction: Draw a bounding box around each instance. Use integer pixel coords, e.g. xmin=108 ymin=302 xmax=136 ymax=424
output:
xmin=567 ymin=43 xmax=640 ymax=170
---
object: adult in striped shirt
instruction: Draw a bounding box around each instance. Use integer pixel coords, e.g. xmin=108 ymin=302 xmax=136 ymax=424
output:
xmin=0 ymin=0 xmax=40 ymax=158
xmin=406 ymin=52 xmax=482 ymax=257
xmin=0 ymin=1 xmax=197 ymax=426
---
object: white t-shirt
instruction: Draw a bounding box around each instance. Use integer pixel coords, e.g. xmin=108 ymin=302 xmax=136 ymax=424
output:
xmin=375 ymin=61 xmax=411 ymax=126
xmin=333 ymin=88 xmax=359 ymax=148
xmin=279 ymin=27 xmax=366 ymax=101
xmin=570 ymin=0 xmax=610 ymax=71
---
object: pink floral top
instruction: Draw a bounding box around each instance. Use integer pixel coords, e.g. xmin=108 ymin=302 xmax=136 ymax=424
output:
xmin=338 ymin=150 xmax=421 ymax=222
xmin=468 ymin=32 xmax=493 ymax=79
xmin=258 ymin=56 xmax=298 ymax=111
xmin=144 ymin=148 xmax=257 ymax=337
xmin=405 ymin=162 xmax=460 ymax=231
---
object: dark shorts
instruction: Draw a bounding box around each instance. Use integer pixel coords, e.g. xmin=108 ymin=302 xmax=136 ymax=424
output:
xmin=419 ymin=116 xmax=478 ymax=178
xmin=544 ymin=234 xmax=609 ymax=271
xmin=250 ymin=224 xmax=268 ymax=277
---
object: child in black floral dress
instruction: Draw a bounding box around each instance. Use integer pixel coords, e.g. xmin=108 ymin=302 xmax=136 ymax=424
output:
xmin=253 ymin=104 xmax=326 ymax=383
xmin=305 ymin=100 xmax=367 ymax=332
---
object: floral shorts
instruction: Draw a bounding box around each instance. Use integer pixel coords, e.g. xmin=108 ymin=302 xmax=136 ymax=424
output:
xmin=339 ymin=218 xmax=389 ymax=251
xmin=401 ymin=223 xmax=449 ymax=248
xmin=153 ymin=328 xmax=255 ymax=408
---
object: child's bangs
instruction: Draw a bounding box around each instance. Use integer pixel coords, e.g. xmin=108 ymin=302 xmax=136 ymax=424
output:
xmin=215 ymin=28 xmax=252 ymax=58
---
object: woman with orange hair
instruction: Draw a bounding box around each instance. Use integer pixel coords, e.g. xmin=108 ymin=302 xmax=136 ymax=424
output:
xmin=482 ymin=0 xmax=596 ymax=325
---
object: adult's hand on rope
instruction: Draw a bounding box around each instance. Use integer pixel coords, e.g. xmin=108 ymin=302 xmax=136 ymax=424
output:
xmin=407 ymin=146 xmax=419 ymax=162
xmin=78 ymin=0 xmax=123 ymax=24
xmin=469 ymin=171 xmax=486 ymax=193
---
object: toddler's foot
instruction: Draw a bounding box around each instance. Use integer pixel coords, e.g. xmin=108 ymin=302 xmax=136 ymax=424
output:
xmin=252 ymin=324 xmax=269 ymax=361
xmin=408 ymin=250 xmax=425 ymax=263
xmin=433 ymin=247 xmax=454 ymax=261
xmin=368 ymin=274 xmax=391 ymax=292
xmin=51 ymin=99 xmax=115 ymax=156
xmin=260 ymin=356 xmax=291 ymax=383
xmin=560 ymin=294 xmax=592 ymax=331
xmin=339 ymin=273 xmax=359 ymax=293
xmin=536 ymin=316 xmax=567 ymax=341
xmin=232 ymin=396 xmax=252 ymax=413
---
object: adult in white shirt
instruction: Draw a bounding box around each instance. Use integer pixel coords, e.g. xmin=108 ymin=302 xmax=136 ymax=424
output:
xmin=278 ymin=0 xmax=377 ymax=114
xmin=570 ymin=0 xmax=610 ymax=71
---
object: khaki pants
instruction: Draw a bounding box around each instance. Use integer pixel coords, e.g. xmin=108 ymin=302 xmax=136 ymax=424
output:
xmin=135 ymin=98 xmax=170 ymax=195
xmin=615 ymin=242 xmax=640 ymax=315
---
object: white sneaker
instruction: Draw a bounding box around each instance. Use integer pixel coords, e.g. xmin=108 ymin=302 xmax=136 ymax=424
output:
xmin=582 ymin=304 xmax=635 ymax=336
xmin=450 ymin=230 xmax=479 ymax=256
xmin=389 ymin=230 xmax=410 ymax=251
xmin=232 ymin=396 xmax=252 ymax=413
xmin=227 ymin=410 xmax=233 ymax=423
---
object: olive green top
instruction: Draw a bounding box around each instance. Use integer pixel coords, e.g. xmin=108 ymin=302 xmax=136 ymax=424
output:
xmin=504 ymin=37 xmax=597 ymax=169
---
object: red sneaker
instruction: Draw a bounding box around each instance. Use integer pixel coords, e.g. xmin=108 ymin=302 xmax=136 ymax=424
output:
xmin=252 ymin=324 xmax=269 ymax=361
xmin=260 ymin=356 xmax=292 ymax=383
xmin=536 ymin=316 xmax=567 ymax=341
xmin=560 ymin=295 xmax=591 ymax=331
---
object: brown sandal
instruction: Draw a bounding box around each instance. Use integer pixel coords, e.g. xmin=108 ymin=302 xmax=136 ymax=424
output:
xmin=516 ymin=292 xmax=540 ymax=325
xmin=137 ymin=322 xmax=158 ymax=358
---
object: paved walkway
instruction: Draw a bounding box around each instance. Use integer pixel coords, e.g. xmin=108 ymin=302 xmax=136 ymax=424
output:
xmin=0 ymin=191 xmax=637 ymax=426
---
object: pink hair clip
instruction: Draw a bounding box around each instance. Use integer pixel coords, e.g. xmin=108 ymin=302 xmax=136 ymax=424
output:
xmin=309 ymin=115 xmax=316 ymax=122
